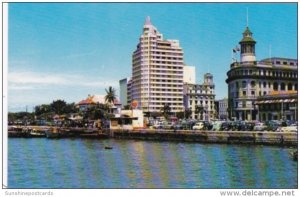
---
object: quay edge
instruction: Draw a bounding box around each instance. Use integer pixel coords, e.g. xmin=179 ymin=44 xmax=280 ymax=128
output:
xmin=7 ymin=126 xmax=297 ymax=147
xmin=111 ymin=129 xmax=298 ymax=147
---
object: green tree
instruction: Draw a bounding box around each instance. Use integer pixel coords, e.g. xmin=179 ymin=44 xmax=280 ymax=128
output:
xmin=50 ymin=99 xmax=67 ymax=115
xmin=105 ymin=86 xmax=117 ymax=105
xmin=65 ymin=102 xmax=79 ymax=114
xmin=176 ymin=108 xmax=192 ymax=119
xmin=83 ymin=103 xmax=110 ymax=122
xmin=35 ymin=104 xmax=51 ymax=116
xmin=161 ymin=104 xmax=171 ymax=119
xmin=8 ymin=112 xmax=35 ymax=125
xmin=195 ymin=105 xmax=204 ymax=120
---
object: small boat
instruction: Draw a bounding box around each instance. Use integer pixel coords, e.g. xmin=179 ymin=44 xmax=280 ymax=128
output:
xmin=83 ymin=128 xmax=98 ymax=133
xmin=29 ymin=129 xmax=46 ymax=137
xmin=104 ymin=146 xmax=113 ymax=150
xmin=8 ymin=126 xmax=24 ymax=137
xmin=45 ymin=127 xmax=61 ymax=139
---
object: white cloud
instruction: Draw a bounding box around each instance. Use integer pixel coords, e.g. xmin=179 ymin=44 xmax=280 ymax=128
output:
xmin=8 ymin=71 xmax=69 ymax=85
xmin=8 ymin=71 xmax=118 ymax=89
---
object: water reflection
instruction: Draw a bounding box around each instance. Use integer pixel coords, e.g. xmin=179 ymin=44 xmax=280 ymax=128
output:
xmin=8 ymin=138 xmax=297 ymax=188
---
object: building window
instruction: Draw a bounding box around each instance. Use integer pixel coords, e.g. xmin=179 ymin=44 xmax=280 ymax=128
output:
xmin=263 ymin=91 xmax=266 ymax=95
xmin=235 ymin=92 xmax=239 ymax=98
xmin=263 ymin=82 xmax=266 ymax=88
xmin=251 ymin=91 xmax=255 ymax=96
xmin=250 ymin=81 xmax=256 ymax=88
xmin=288 ymin=83 xmax=293 ymax=90
xmin=273 ymin=82 xmax=278 ymax=91
xmin=243 ymin=91 xmax=246 ymax=96
xmin=242 ymin=81 xmax=247 ymax=88
xmin=280 ymin=83 xmax=285 ymax=91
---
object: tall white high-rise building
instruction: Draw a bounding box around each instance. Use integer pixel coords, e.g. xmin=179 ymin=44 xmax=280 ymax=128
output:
xmin=131 ymin=16 xmax=184 ymax=113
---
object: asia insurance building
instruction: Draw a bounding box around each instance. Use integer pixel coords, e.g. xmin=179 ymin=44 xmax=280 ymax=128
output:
xmin=226 ymin=26 xmax=298 ymax=121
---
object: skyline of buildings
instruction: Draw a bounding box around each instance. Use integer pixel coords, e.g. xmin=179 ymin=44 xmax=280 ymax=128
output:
xmin=6 ymin=3 xmax=297 ymax=113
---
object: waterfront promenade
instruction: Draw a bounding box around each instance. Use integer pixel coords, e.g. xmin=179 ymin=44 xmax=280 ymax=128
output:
xmin=7 ymin=126 xmax=298 ymax=147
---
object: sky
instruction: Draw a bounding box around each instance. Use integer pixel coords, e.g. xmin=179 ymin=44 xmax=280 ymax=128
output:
xmin=6 ymin=2 xmax=298 ymax=112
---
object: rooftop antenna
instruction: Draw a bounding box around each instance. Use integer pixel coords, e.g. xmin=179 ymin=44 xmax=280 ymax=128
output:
xmin=269 ymin=44 xmax=272 ymax=63
xmin=246 ymin=7 xmax=249 ymax=27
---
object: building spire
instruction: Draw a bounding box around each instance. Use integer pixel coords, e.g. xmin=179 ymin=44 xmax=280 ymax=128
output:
xmin=246 ymin=7 xmax=249 ymax=27
xmin=145 ymin=16 xmax=152 ymax=25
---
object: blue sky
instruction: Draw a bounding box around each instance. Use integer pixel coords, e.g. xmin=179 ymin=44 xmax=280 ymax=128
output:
xmin=7 ymin=3 xmax=297 ymax=112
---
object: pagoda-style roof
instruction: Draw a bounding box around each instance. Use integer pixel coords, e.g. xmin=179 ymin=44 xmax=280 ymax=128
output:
xmin=239 ymin=26 xmax=256 ymax=43
xmin=239 ymin=36 xmax=256 ymax=43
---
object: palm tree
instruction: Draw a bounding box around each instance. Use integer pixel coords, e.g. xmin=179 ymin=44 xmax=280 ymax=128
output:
xmin=105 ymin=86 xmax=117 ymax=105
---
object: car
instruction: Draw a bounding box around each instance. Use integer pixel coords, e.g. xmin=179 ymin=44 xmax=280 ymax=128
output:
xmin=192 ymin=122 xmax=204 ymax=130
xmin=211 ymin=121 xmax=225 ymax=131
xmin=153 ymin=122 xmax=163 ymax=129
xmin=162 ymin=122 xmax=174 ymax=130
xmin=173 ymin=124 xmax=183 ymax=130
xmin=265 ymin=120 xmax=281 ymax=131
xmin=277 ymin=126 xmax=298 ymax=132
xmin=253 ymin=122 xmax=268 ymax=131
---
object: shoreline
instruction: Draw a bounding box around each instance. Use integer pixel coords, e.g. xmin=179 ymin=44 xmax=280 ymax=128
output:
xmin=7 ymin=126 xmax=298 ymax=147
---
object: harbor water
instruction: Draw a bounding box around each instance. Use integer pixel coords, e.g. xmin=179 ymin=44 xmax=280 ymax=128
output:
xmin=7 ymin=138 xmax=297 ymax=188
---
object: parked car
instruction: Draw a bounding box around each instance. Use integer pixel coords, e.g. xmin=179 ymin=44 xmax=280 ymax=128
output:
xmin=153 ymin=122 xmax=163 ymax=129
xmin=192 ymin=122 xmax=204 ymax=130
xmin=220 ymin=121 xmax=232 ymax=131
xmin=277 ymin=126 xmax=298 ymax=133
xmin=162 ymin=122 xmax=174 ymax=130
xmin=253 ymin=122 xmax=268 ymax=131
xmin=211 ymin=121 xmax=225 ymax=131
xmin=265 ymin=120 xmax=281 ymax=131
xmin=173 ymin=124 xmax=183 ymax=130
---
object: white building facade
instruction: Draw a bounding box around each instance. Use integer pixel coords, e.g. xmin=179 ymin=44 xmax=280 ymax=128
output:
xmin=131 ymin=16 xmax=185 ymax=113
xmin=184 ymin=73 xmax=216 ymax=120
xmin=216 ymin=98 xmax=228 ymax=120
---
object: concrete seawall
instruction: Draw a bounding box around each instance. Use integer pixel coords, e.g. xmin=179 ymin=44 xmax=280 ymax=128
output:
xmin=112 ymin=129 xmax=298 ymax=147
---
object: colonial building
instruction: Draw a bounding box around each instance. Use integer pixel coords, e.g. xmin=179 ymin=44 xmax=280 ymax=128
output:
xmin=226 ymin=26 xmax=298 ymax=121
xmin=255 ymin=91 xmax=297 ymax=121
xmin=131 ymin=16 xmax=185 ymax=113
xmin=215 ymin=98 xmax=228 ymax=120
xmin=184 ymin=73 xmax=215 ymax=120
xmin=77 ymin=95 xmax=122 ymax=115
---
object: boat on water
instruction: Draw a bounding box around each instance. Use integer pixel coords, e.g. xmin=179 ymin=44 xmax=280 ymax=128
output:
xmin=8 ymin=126 xmax=24 ymax=137
xmin=45 ymin=127 xmax=61 ymax=139
xmin=83 ymin=128 xmax=98 ymax=133
xmin=29 ymin=129 xmax=46 ymax=137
